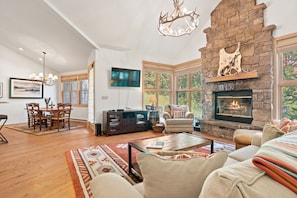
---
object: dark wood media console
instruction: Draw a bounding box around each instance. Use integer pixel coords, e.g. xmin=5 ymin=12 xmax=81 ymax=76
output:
xmin=102 ymin=110 xmax=148 ymax=135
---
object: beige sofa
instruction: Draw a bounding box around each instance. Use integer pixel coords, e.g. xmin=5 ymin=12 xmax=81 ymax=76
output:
xmin=162 ymin=104 xmax=194 ymax=133
xmin=90 ymin=129 xmax=297 ymax=198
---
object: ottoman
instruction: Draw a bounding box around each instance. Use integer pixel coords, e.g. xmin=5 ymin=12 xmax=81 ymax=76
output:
xmin=233 ymin=129 xmax=262 ymax=149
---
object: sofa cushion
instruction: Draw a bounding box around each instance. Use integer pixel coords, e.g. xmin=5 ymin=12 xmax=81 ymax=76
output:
xmin=261 ymin=124 xmax=284 ymax=145
xmin=136 ymin=150 xmax=228 ymax=198
xmin=200 ymin=159 xmax=296 ymax=198
xmin=165 ymin=119 xmax=193 ymax=125
xmin=228 ymin=145 xmax=259 ymax=162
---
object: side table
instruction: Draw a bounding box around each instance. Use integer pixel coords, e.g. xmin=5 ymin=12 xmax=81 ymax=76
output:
xmin=148 ymin=110 xmax=159 ymax=129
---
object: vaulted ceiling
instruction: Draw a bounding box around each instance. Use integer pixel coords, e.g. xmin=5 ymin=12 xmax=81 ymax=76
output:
xmin=7 ymin=0 xmax=291 ymax=73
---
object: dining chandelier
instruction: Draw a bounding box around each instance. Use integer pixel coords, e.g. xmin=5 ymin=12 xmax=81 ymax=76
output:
xmin=158 ymin=0 xmax=199 ymax=37
xmin=29 ymin=51 xmax=58 ymax=86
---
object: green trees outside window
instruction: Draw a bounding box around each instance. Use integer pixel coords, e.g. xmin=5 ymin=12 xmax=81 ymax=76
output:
xmin=143 ymin=71 xmax=171 ymax=111
xmin=176 ymin=71 xmax=202 ymax=118
xmin=143 ymin=61 xmax=202 ymax=118
xmin=280 ymin=49 xmax=297 ymax=119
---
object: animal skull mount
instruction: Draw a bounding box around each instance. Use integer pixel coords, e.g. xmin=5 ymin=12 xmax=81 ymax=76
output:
xmin=218 ymin=42 xmax=242 ymax=76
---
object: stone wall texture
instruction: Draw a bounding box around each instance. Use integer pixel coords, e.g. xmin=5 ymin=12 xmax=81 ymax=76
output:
xmin=199 ymin=0 xmax=276 ymax=139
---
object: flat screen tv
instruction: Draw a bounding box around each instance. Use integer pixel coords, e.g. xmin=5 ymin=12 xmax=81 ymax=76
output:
xmin=110 ymin=67 xmax=141 ymax=87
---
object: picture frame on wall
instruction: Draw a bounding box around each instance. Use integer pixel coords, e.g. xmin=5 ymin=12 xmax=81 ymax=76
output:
xmin=9 ymin=77 xmax=43 ymax=99
xmin=0 ymin=82 xmax=3 ymax=98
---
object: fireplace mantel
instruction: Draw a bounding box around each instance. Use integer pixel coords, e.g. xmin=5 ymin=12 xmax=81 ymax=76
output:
xmin=205 ymin=70 xmax=259 ymax=83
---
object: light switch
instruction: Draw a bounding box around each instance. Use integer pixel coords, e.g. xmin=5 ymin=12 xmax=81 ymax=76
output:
xmin=102 ymin=96 xmax=108 ymax=100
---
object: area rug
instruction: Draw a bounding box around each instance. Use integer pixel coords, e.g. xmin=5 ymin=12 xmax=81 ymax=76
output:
xmin=66 ymin=139 xmax=235 ymax=198
xmin=6 ymin=123 xmax=83 ymax=135
xmin=65 ymin=145 xmax=137 ymax=198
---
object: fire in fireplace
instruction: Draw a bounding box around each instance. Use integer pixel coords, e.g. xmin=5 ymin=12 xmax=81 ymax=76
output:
xmin=214 ymin=90 xmax=253 ymax=124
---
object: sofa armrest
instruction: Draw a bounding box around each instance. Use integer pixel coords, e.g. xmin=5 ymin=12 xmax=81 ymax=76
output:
xmin=90 ymin=173 xmax=143 ymax=198
xmin=185 ymin=112 xmax=194 ymax=119
xmin=251 ymin=132 xmax=262 ymax=147
xmin=163 ymin=111 xmax=172 ymax=120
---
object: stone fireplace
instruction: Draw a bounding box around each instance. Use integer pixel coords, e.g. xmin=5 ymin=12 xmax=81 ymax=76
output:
xmin=199 ymin=0 xmax=276 ymax=139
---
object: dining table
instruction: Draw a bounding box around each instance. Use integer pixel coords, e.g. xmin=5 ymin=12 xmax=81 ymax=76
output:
xmin=38 ymin=107 xmax=64 ymax=130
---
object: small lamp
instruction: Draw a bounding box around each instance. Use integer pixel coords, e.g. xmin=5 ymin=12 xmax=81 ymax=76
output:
xmin=149 ymin=96 xmax=157 ymax=110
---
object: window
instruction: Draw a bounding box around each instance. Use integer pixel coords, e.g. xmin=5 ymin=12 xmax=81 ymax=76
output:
xmin=274 ymin=33 xmax=297 ymax=119
xmin=142 ymin=60 xmax=202 ymax=117
xmin=61 ymin=73 xmax=88 ymax=106
xmin=143 ymin=70 xmax=172 ymax=112
xmin=176 ymin=70 xmax=202 ymax=118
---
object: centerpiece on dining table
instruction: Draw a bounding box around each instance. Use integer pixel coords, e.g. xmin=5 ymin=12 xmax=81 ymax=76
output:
xmin=44 ymin=97 xmax=50 ymax=109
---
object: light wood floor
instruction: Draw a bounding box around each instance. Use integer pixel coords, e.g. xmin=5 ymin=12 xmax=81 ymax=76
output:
xmin=0 ymin=124 xmax=233 ymax=198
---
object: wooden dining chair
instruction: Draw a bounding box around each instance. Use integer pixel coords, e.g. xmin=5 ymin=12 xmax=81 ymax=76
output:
xmin=62 ymin=103 xmax=72 ymax=130
xmin=26 ymin=103 xmax=48 ymax=131
xmin=50 ymin=104 xmax=64 ymax=131
xmin=50 ymin=103 xmax=72 ymax=131
xmin=26 ymin=103 xmax=38 ymax=128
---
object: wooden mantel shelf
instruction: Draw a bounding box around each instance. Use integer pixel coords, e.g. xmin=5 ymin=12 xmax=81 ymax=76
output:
xmin=205 ymin=70 xmax=259 ymax=83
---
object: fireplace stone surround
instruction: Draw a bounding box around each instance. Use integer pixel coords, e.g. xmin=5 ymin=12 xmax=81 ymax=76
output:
xmin=198 ymin=0 xmax=276 ymax=140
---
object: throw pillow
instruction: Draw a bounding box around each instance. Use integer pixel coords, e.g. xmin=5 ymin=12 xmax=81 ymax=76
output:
xmin=170 ymin=106 xmax=183 ymax=118
xmin=261 ymin=124 xmax=284 ymax=145
xmin=173 ymin=111 xmax=185 ymax=118
xmin=136 ymin=151 xmax=228 ymax=198
xmin=278 ymin=118 xmax=291 ymax=129
xmin=276 ymin=118 xmax=297 ymax=133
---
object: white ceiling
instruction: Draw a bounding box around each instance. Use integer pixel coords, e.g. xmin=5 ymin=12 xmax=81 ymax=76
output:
xmin=0 ymin=0 xmax=221 ymax=73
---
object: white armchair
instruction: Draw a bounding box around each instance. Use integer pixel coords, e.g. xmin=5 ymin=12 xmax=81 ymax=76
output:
xmin=163 ymin=104 xmax=194 ymax=133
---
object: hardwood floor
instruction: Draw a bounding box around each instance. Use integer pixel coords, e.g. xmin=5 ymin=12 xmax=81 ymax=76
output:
xmin=0 ymin=124 xmax=233 ymax=197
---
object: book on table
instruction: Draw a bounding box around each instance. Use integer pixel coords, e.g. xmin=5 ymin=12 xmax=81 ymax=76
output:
xmin=146 ymin=141 xmax=164 ymax=149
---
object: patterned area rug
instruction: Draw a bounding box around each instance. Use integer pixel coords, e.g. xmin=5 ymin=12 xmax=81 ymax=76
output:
xmin=6 ymin=123 xmax=83 ymax=135
xmin=66 ymin=140 xmax=235 ymax=198
xmin=65 ymin=145 xmax=137 ymax=198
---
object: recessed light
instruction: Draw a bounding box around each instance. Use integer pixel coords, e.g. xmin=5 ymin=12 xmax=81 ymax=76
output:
xmin=18 ymin=47 xmax=24 ymax=51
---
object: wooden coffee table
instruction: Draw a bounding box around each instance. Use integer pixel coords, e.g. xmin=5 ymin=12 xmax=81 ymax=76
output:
xmin=128 ymin=133 xmax=214 ymax=179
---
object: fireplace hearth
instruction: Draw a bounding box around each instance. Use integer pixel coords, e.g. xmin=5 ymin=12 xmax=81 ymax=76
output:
xmin=214 ymin=90 xmax=252 ymax=124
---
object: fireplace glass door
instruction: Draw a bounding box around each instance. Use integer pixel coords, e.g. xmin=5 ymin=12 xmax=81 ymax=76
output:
xmin=215 ymin=90 xmax=253 ymax=124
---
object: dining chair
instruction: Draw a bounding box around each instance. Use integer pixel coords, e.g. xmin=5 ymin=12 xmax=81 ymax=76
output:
xmin=26 ymin=103 xmax=38 ymax=128
xmin=26 ymin=103 xmax=48 ymax=131
xmin=50 ymin=103 xmax=72 ymax=131
xmin=62 ymin=103 xmax=72 ymax=130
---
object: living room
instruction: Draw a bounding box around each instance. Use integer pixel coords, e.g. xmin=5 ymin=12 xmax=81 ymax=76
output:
xmin=0 ymin=0 xmax=296 ymax=127
xmin=0 ymin=0 xmax=297 ymax=197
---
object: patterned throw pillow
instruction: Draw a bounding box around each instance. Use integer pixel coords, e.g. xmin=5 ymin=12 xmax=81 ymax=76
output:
xmin=170 ymin=106 xmax=184 ymax=118
xmin=136 ymin=151 xmax=228 ymax=198
xmin=173 ymin=111 xmax=185 ymax=118
xmin=278 ymin=118 xmax=297 ymax=133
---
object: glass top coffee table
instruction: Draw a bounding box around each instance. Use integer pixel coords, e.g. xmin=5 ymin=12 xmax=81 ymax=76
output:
xmin=128 ymin=133 xmax=214 ymax=179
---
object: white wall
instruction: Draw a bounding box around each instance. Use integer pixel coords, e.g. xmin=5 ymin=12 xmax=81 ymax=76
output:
xmin=0 ymin=45 xmax=57 ymax=124
xmin=94 ymin=48 xmax=143 ymax=124
xmin=257 ymin=0 xmax=297 ymax=37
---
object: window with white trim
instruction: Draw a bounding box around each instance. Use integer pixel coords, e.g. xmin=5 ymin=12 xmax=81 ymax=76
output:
xmin=274 ymin=33 xmax=297 ymax=119
xmin=61 ymin=73 xmax=88 ymax=106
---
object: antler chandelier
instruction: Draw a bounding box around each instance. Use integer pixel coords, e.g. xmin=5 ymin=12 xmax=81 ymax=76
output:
xmin=29 ymin=52 xmax=58 ymax=86
xmin=158 ymin=0 xmax=199 ymax=37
